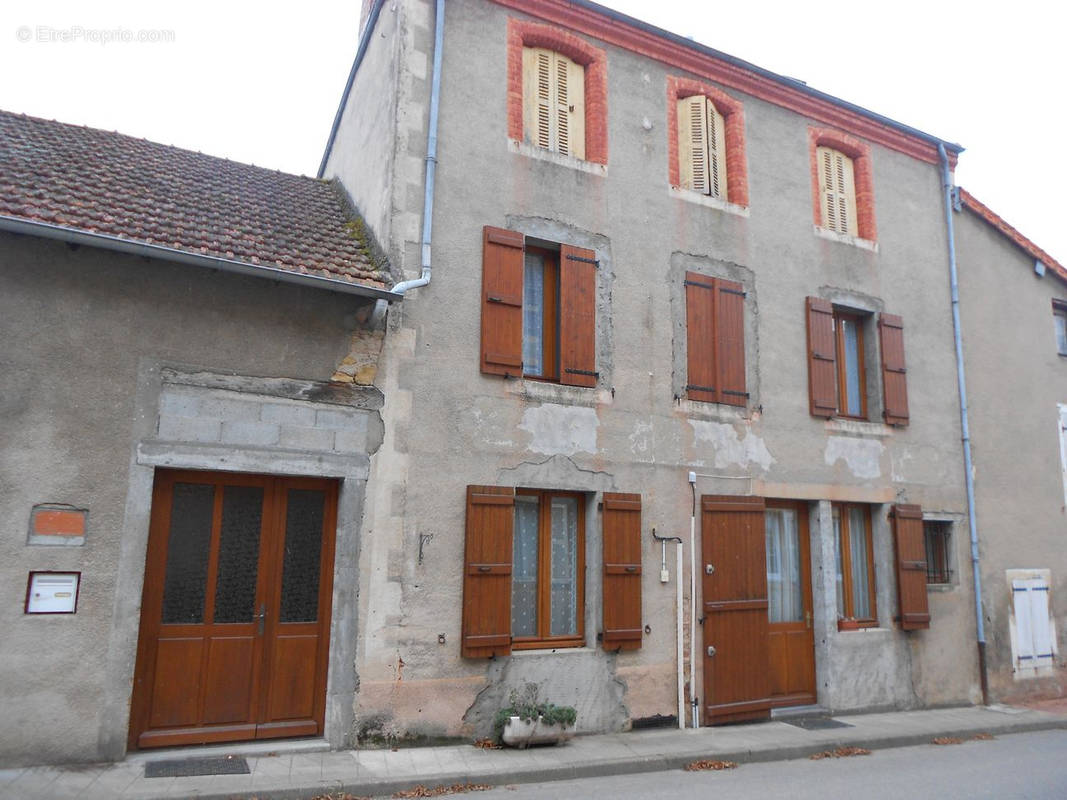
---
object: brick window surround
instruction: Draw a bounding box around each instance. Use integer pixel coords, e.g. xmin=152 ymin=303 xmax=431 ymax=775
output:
xmin=809 ymin=126 xmax=876 ymax=241
xmin=507 ymin=18 xmax=608 ymax=165
xmin=667 ymin=76 xmax=748 ymax=207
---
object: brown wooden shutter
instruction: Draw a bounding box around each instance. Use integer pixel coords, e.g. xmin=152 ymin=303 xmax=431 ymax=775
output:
xmin=480 ymin=226 xmax=524 ymax=377
xmin=685 ymin=272 xmax=717 ymax=403
xmin=559 ymin=244 xmax=598 ymax=387
xmin=806 ymin=297 xmax=837 ymax=418
xmin=717 ymin=278 xmax=746 ymax=406
xmin=878 ymin=313 xmax=910 ymax=426
xmin=891 ymin=504 xmax=930 ymax=631
xmin=701 ymin=495 xmax=770 ymax=724
xmin=461 ymin=485 xmax=515 ymax=658
xmin=602 ymin=492 xmax=642 ymax=651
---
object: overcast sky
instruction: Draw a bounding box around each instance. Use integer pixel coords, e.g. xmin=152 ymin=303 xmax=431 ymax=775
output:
xmin=3 ymin=0 xmax=1064 ymax=263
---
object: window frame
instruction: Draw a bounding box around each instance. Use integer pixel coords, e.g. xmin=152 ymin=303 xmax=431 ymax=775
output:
xmin=522 ymin=246 xmax=560 ymax=381
xmin=833 ymin=308 xmax=869 ymax=420
xmin=808 ymin=127 xmax=877 ymax=242
xmin=511 ymin=488 xmax=586 ymax=650
xmin=923 ymin=520 xmax=953 ymax=585
xmin=1053 ymin=301 xmax=1067 ymax=356
xmin=833 ymin=503 xmax=878 ymax=630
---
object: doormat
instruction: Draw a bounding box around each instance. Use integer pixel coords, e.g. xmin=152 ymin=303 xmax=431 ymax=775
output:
xmin=785 ymin=717 xmax=854 ymax=730
xmin=144 ymin=756 xmax=251 ymax=778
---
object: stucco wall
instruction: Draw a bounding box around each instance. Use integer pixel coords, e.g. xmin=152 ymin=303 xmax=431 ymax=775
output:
xmin=956 ymin=208 xmax=1067 ymax=701
xmin=0 ymin=232 xmax=380 ymax=766
xmin=339 ymin=0 xmax=977 ymax=740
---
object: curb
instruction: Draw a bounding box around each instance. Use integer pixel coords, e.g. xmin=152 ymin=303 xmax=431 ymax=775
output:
xmin=175 ymin=715 xmax=1067 ymax=800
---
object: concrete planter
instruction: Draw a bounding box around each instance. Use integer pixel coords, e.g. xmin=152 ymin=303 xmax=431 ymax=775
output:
xmin=501 ymin=716 xmax=575 ymax=748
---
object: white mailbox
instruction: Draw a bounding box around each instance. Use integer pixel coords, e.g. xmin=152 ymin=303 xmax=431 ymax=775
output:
xmin=25 ymin=572 xmax=80 ymax=614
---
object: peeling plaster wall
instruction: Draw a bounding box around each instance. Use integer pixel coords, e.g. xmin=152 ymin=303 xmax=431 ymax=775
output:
xmin=333 ymin=0 xmax=976 ymax=740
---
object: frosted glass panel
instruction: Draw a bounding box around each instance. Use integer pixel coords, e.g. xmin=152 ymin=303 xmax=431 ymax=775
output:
xmin=766 ymin=509 xmax=802 ymax=623
xmin=549 ymin=497 xmax=579 ymax=637
xmin=213 ymin=485 xmax=263 ymax=623
xmin=522 ymin=253 xmax=545 ymax=376
xmin=161 ymin=483 xmax=215 ymax=624
xmin=848 ymin=507 xmax=872 ymax=619
xmin=512 ymin=496 xmax=539 ymax=637
xmin=279 ymin=489 xmax=325 ymax=623
xmin=842 ymin=317 xmax=862 ymax=416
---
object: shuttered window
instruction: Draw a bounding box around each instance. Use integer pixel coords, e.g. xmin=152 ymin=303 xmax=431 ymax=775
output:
xmin=891 ymin=505 xmax=930 ymax=630
xmin=480 ymin=226 xmax=598 ymax=386
xmin=878 ymin=313 xmax=910 ymax=426
xmin=832 ymin=504 xmax=877 ymax=629
xmin=677 ymin=96 xmax=728 ymax=199
xmin=816 ymin=146 xmax=859 ymax=236
xmin=835 ymin=310 xmax=867 ymax=419
xmin=1012 ymin=577 xmax=1055 ymax=670
xmin=602 ymin=493 xmax=642 ymax=651
xmin=522 ymin=47 xmax=585 ymax=160
xmin=685 ymin=273 xmax=747 ymax=406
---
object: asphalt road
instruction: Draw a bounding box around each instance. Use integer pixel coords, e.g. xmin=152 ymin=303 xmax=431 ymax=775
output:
xmin=469 ymin=729 xmax=1067 ymax=800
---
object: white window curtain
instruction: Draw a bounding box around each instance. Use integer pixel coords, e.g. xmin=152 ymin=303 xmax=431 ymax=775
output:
xmin=848 ymin=506 xmax=871 ymax=619
xmin=766 ymin=509 xmax=802 ymax=623
xmin=549 ymin=496 xmax=579 ymax=636
xmin=522 ymin=253 xmax=545 ymax=376
xmin=511 ymin=496 xmax=540 ymax=637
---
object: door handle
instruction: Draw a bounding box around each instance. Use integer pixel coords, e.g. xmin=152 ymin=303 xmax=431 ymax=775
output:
xmin=805 ymin=611 xmax=812 ymax=629
xmin=256 ymin=604 xmax=266 ymax=635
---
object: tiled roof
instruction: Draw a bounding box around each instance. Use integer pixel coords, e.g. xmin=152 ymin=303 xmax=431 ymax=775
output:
xmin=959 ymin=188 xmax=1067 ymax=284
xmin=0 ymin=110 xmax=388 ymax=289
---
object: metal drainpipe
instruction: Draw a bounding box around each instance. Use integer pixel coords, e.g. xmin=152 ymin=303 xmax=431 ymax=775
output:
xmin=391 ymin=0 xmax=443 ymax=296
xmin=938 ymin=142 xmax=989 ymax=706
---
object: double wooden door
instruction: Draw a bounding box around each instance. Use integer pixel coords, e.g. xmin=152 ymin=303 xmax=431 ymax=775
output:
xmin=129 ymin=470 xmax=338 ymax=749
xmin=702 ymin=497 xmax=814 ymax=725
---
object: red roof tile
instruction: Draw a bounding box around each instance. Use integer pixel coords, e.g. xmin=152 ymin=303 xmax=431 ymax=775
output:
xmin=0 ymin=110 xmax=388 ymax=289
xmin=959 ymin=188 xmax=1067 ymax=284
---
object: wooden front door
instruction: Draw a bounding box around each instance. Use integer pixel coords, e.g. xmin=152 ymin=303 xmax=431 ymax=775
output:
xmin=701 ymin=495 xmax=771 ymax=724
xmin=129 ymin=469 xmax=338 ymax=749
xmin=765 ymin=502 xmax=815 ymax=708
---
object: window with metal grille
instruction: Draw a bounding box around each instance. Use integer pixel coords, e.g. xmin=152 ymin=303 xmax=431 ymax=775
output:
xmin=923 ymin=521 xmax=952 ymax=584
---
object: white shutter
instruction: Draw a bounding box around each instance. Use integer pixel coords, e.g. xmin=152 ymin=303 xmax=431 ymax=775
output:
xmin=817 ymin=146 xmax=858 ymax=236
xmin=1013 ymin=579 xmax=1036 ymax=664
xmin=707 ymin=99 xmax=728 ymax=200
xmin=677 ymin=96 xmax=708 ymax=193
xmin=1013 ymin=577 xmax=1055 ymax=669
xmin=523 ymin=47 xmax=553 ymax=150
xmin=561 ymin=54 xmax=585 ymax=160
xmin=522 ymin=47 xmax=584 ymax=159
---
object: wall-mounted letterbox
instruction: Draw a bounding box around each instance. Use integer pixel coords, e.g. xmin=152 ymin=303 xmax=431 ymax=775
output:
xmin=25 ymin=572 xmax=80 ymax=614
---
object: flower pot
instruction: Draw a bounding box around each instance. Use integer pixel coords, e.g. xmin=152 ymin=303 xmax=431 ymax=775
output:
xmin=500 ymin=715 xmax=576 ymax=748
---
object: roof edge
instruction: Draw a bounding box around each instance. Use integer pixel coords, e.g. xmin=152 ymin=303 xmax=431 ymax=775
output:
xmin=958 ymin=189 xmax=1067 ymax=285
xmin=0 ymin=215 xmax=403 ymax=302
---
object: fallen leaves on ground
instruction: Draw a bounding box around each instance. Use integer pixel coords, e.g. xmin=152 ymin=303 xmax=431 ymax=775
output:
xmin=684 ymin=759 xmax=738 ymax=771
xmin=809 ymin=746 xmax=872 ymax=760
xmin=392 ymin=783 xmax=492 ymax=798
xmin=309 ymin=794 xmax=371 ymax=800
xmin=932 ymin=737 xmax=964 ymax=745
xmin=971 ymin=732 xmax=995 ymax=741
xmin=472 ymin=738 xmax=501 ymax=749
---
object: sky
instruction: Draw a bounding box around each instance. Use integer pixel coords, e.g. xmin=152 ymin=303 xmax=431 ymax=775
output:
xmin=3 ymin=0 xmax=1065 ymax=264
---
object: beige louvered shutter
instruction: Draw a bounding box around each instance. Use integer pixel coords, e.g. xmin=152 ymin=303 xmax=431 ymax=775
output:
xmin=817 ymin=146 xmax=858 ymax=235
xmin=707 ymin=100 xmax=728 ymax=200
xmin=555 ymin=53 xmax=584 ymax=159
xmin=523 ymin=47 xmax=553 ymax=151
xmin=677 ymin=96 xmax=709 ymax=193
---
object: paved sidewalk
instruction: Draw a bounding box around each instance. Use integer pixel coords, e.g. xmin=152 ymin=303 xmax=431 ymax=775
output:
xmin=2 ymin=705 xmax=1065 ymax=800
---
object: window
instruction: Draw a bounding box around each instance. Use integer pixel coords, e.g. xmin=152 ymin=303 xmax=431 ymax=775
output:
xmin=834 ymin=308 xmax=867 ymax=419
xmin=684 ymin=272 xmax=747 ymax=406
xmin=480 ymin=226 xmax=597 ymax=387
xmin=677 ymin=96 xmax=727 ymax=198
xmin=461 ymin=487 xmax=642 ymax=658
xmin=923 ymin=521 xmax=952 ymax=584
xmin=808 ymin=127 xmax=876 ymax=242
xmin=522 ymin=48 xmax=584 ymax=159
xmin=1054 ymin=302 xmax=1067 ymax=355
xmin=512 ymin=490 xmax=585 ymax=648
xmin=833 ymin=504 xmax=877 ymax=629
xmin=507 ymin=19 xmax=608 ymax=165
xmin=806 ymin=299 xmax=909 ymax=425
xmin=667 ymin=77 xmax=748 ymax=207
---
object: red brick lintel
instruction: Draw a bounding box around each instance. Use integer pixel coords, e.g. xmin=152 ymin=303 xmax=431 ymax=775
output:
xmin=491 ymin=0 xmax=960 ymax=168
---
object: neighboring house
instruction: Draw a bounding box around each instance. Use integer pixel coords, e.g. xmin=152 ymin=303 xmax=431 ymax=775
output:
xmin=321 ymin=0 xmax=983 ymax=743
xmin=0 ymin=109 xmax=401 ymax=766
xmin=954 ymin=191 xmax=1066 ymax=702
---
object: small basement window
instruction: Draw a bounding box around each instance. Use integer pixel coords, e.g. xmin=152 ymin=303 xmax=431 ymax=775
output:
xmin=923 ymin=521 xmax=952 ymax=584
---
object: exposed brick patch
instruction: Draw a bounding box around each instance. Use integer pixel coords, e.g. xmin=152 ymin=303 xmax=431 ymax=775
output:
xmin=506 ymin=17 xmax=608 ymax=165
xmin=960 ymin=188 xmax=1067 ymax=283
xmin=808 ymin=126 xmax=877 ymax=242
xmin=666 ymin=76 xmax=748 ymax=207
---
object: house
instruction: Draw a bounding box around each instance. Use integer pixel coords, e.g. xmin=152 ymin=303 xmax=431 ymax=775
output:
xmin=320 ymin=0 xmax=982 ymax=742
xmin=954 ymin=191 xmax=1066 ymax=702
xmin=1 ymin=0 xmax=1061 ymax=770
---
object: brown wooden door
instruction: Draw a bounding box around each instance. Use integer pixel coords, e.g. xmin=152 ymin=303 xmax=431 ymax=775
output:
xmin=701 ymin=495 xmax=771 ymax=724
xmin=129 ymin=470 xmax=338 ymax=749
xmin=765 ymin=502 xmax=815 ymax=708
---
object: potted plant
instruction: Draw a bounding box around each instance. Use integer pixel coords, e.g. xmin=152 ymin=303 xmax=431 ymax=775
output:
xmin=493 ymin=684 xmax=577 ymax=748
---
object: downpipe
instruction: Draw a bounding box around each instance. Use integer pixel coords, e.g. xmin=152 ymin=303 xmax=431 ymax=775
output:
xmin=652 ymin=528 xmax=685 ymax=729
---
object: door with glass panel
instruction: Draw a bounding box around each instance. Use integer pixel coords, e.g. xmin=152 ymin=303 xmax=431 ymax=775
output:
xmin=129 ymin=470 xmax=338 ymax=749
xmin=765 ymin=502 xmax=815 ymax=707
